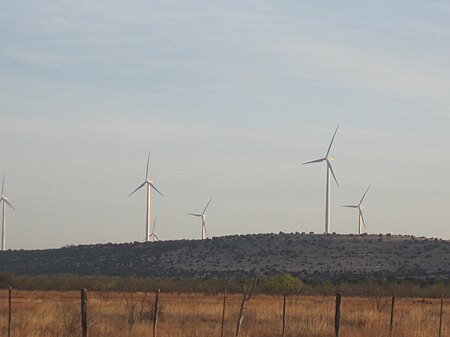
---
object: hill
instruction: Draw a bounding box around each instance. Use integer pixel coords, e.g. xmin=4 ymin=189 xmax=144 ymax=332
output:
xmin=0 ymin=233 xmax=449 ymax=279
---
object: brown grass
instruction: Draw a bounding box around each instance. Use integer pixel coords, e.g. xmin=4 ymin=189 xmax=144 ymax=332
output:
xmin=0 ymin=289 xmax=448 ymax=337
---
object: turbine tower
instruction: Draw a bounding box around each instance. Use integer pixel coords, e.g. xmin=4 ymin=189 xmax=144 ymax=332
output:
xmin=0 ymin=175 xmax=15 ymax=251
xmin=303 ymin=125 xmax=339 ymax=234
xmin=188 ymin=197 xmax=212 ymax=240
xmin=342 ymin=185 xmax=371 ymax=235
xmin=149 ymin=216 xmax=159 ymax=242
xmin=129 ymin=153 xmax=163 ymax=242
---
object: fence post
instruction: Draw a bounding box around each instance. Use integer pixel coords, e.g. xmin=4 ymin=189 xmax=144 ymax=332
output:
xmin=81 ymin=288 xmax=88 ymax=337
xmin=8 ymin=286 xmax=12 ymax=337
xmin=282 ymin=291 xmax=287 ymax=337
xmin=335 ymin=292 xmax=342 ymax=337
xmin=220 ymin=290 xmax=227 ymax=337
xmin=439 ymin=293 xmax=444 ymax=337
xmin=153 ymin=289 xmax=160 ymax=337
xmin=389 ymin=293 xmax=395 ymax=337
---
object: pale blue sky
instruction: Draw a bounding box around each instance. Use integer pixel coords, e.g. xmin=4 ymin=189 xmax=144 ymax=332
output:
xmin=1 ymin=1 xmax=449 ymax=249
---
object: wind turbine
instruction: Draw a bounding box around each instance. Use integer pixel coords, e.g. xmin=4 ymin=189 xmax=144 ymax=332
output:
xmin=149 ymin=217 xmax=159 ymax=242
xmin=129 ymin=153 xmax=163 ymax=242
xmin=188 ymin=197 xmax=212 ymax=240
xmin=342 ymin=185 xmax=371 ymax=235
xmin=0 ymin=175 xmax=15 ymax=251
xmin=303 ymin=125 xmax=339 ymax=234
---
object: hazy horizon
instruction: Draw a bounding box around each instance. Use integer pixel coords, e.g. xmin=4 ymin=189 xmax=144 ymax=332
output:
xmin=1 ymin=1 xmax=450 ymax=249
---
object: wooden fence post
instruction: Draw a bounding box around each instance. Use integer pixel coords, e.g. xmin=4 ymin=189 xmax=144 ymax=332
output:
xmin=8 ymin=286 xmax=12 ymax=337
xmin=153 ymin=289 xmax=160 ymax=337
xmin=282 ymin=291 xmax=287 ymax=337
xmin=389 ymin=293 xmax=395 ymax=337
xmin=439 ymin=293 xmax=444 ymax=337
xmin=220 ymin=290 xmax=227 ymax=337
xmin=81 ymin=288 xmax=88 ymax=337
xmin=335 ymin=292 xmax=342 ymax=337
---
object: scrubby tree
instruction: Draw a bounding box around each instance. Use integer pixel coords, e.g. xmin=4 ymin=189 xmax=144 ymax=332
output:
xmin=260 ymin=273 xmax=303 ymax=294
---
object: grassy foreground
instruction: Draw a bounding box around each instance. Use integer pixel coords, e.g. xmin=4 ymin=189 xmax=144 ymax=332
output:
xmin=0 ymin=289 xmax=448 ymax=337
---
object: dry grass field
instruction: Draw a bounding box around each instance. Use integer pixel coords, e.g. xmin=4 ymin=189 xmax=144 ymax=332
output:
xmin=0 ymin=289 xmax=448 ymax=337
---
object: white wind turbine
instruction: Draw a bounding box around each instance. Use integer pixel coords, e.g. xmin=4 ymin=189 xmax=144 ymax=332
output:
xmin=129 ymin=153 xmax=163 ymax=242
xmin=149 ymin=217 xmax=159 ymax=242
xmin=303 ymin=125 xmax=339 ymax=234
xmin=0 ymin=175 xmax=15 ymax=251
xmin=342 ymin=185 xmax=371 ymax=235
xmin=188 ymin=197 xmax=212 ymax=240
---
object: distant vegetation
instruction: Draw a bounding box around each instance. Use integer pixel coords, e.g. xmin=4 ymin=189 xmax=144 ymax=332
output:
xmin=1 ymin=272 xmax=449 ymax=298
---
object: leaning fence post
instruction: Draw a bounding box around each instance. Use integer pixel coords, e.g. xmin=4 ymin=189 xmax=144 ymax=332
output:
xmin=81 ymin=288 xmax=88 ymax=337
xmin=153 ymin=289 xmax=160 ymax=337
xmin=282 ymin=291 xmax=287 ymax=337
xmin=8 ymin=286 xmax=12 ymax=337
xmin=220 ymin=290 xmax=227 ymax=337
xmin=439 ymin=293 xmax=444 ymax=337
xmin=389 ymin=293 xmax=395 ymax=337
xmin=335 ymin=292 xmax=342 ymax=337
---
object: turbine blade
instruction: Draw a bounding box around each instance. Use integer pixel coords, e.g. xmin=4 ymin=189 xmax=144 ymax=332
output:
xmin=150 ymin=182 xmax=163 ymax=197
xmin=202 ymin=197 xmax=213 ymax=215
xmin=154 ymin=234 xmax=159 ymax=241
xmin=342 ymin=205 xmax=358 ymax=208
xmin=302 ymin=158 xmax=325 ymax=165
xmin=325 ymin=124 xmax=339 ymax=157
xmin=128 ymin=182 xmax=146 ymax=197
xmin=146 ymin=152 xmax=150 ymax=180
xmin=360 ymin=210 xmax=367 ymax=230
xmin=188 ymin=213 xmax=202 ymax=217
xmin=327 ymin=161 xmax=339 ymax=187
xmin=5 ymin=200 xmax=14 ymax=210
xmin=1 ymin=174 xmax=4 ymax=196
xmin=359 ymin=185 xmax=371 ymax=206
xmin=153 ymin=216 xmax=157 ymax=233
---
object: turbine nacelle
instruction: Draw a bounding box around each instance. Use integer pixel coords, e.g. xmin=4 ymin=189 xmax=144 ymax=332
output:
xmin=303 ymin=125 xmax=340 ymax=234
xmin=129 ymin=153 xmax=163 ymax=243
xmin=0 ymin=196 xmax=14 ymax=209
xmin=188 ymin=197 xmax=212 ymax=240
xmin=342 ymin=185 xmax=371 ymax=234
xmin=188 ymin=213 xmax=208 ymax=220
xmin=150 ymin=217 xmax=160 ymax=242
xmin=149 ymin=233 xmax=159 ymax=241
xmin=0 ymin=176 xmax=14 ymax=210
xmin=1 ymin=175 xmax=14 ymax=251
